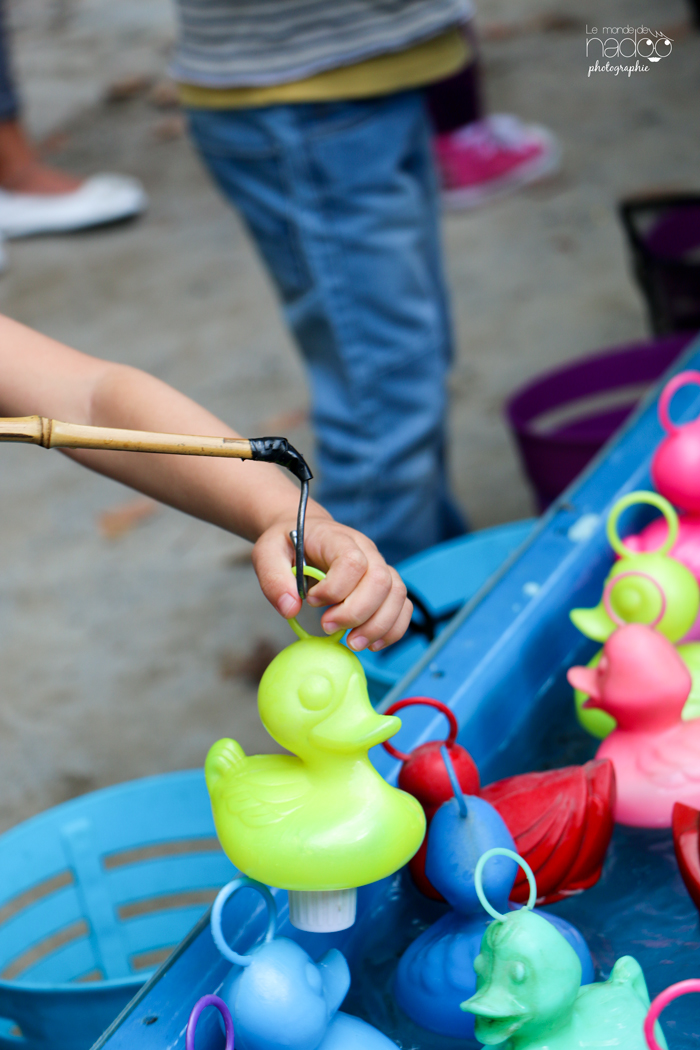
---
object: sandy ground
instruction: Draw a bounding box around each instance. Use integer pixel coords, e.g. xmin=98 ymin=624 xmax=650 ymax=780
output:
xmin=0 ymin=0 xmax=695 ymax=831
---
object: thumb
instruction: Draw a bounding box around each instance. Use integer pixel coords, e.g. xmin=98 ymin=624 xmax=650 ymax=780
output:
xmin=252 ymin=527 xmax=302 ymax=620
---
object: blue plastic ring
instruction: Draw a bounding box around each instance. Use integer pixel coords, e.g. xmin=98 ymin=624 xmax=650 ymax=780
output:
xmin=211 ymin=876 xmax=277 ymax=966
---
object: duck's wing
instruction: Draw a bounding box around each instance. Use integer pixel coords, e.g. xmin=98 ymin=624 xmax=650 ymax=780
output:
xmin=637 ymin=730 xmax=700 ymax=788
xmin=219 ymin=755 xmax=311 ymax=828
xmin=482 ymin=767 xmax=587 ymax=904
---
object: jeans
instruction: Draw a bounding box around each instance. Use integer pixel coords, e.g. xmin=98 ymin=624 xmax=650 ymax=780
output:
xmin=0 ymin=0 xmax=19 ymax=122
xmin=188 ymin=90 xmax=466 ymax=564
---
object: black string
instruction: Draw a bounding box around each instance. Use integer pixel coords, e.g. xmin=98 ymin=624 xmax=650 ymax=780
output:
xmin=295 ymin=479 xmax=309 ymax=599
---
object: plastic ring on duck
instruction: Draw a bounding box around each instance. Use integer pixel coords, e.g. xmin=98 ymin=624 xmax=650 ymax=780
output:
xmin=603 ymin=571 xmax=667 ymax=629
xmin=644 ymin=979 xmax=700 ymax=1050
xmin=474 ymin=848 xmax=537 ymax=920
xmin=606 ymin=491 xmax=679 ymax=557
xmin=187 ymin=994 xmax=235 ymax=1049
xmin=382 ymin=698 xmax=459 ymax=761
xmin=658 ymin=370 xmax=700 ymax=435
xmin=211 ymin=876 xmax=277 ymax=967
xmin=289 ymin=566 xmax=345 ymax=642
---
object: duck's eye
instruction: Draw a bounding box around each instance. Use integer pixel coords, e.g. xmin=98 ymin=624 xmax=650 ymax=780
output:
xmin=299 ymin=674 xmax=333 ymax=710
xmin=473 ymin=954 xmax=485 ymax=975
xmin=510 ymin=961 xmax=526 ymax=984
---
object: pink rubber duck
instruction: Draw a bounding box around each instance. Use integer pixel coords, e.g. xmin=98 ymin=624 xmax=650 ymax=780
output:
xmin=625 ymin=372 xmax=700 ymax=641
xmin=567 ymin=576 xmax=700 ymax=828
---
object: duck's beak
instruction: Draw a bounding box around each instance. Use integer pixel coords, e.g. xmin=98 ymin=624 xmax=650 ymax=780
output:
xmin=462 ymin=986 xmax=525 ymax=1018
xmin=310 ymin=673 xmax=400 ymax=752
xmin=462 ymin=987 xmax=527 ymax=1045
xmin=566 ymin=665 xmax=600 ymax=701
xmin=569 ymin=604 xmax=614 ymax=642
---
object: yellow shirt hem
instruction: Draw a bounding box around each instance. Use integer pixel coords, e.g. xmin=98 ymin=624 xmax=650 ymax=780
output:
xmin=178 ymin=28 xmax=469 ymax=109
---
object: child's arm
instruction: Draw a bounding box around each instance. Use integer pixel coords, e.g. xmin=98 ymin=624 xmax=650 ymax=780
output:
xmin=0 ymin=313 xmax=411 ymax=651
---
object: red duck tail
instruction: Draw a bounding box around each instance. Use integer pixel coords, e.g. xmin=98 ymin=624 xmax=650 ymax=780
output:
xmin=547 ymin=759 xmax=616 ymax=902
xmin=481 ymin=760 xmax=615 ymax=906
xmin=482 ymin=766 xmax=587 ymax=905
xmin=673 ymin=802 xmax=700 ymax=912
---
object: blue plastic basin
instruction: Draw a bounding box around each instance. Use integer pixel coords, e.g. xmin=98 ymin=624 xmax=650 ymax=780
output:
xmin=0 ymin=772 xmax=234 ymax=1050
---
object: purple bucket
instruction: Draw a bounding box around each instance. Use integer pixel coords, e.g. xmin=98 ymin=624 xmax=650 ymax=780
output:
xmin=620 ymin=195 xmax=700 ymax=335
xmin=506 ymin=332 xmax=697 ymax=510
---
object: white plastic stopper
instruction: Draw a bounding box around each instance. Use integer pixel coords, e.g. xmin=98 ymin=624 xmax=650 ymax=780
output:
xmin=287 ymin=888 xmax=357 ymax=932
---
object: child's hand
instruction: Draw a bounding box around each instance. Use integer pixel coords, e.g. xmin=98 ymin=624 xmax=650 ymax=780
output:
xmin=252 ymin=513 xmax=412 ymax=652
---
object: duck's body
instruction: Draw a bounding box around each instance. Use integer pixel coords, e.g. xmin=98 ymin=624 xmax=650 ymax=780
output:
xmin=207 ymin=739 xmax=423 ymax=889
xmin=567 ymin=622 xmax=700 ymax=827
xmin=219 ymin=933 xmax=396 ymax=1050
xmin=206 ymin=636 xmax=425 ymax=891
xmin=463 ymin=909 xmax=666 ymax=1050
xmin=597 ymin=719 xmax=700 ymax=826
xmin=484 ymin=958 xmax=660 ymax=1050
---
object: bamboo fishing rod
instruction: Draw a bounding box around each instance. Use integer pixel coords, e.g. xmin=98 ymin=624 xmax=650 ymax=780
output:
xmin=0 ymin=415 xmax=314 ymax=598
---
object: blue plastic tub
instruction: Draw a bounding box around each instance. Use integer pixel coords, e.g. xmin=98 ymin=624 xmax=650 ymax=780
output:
xmin=358 ymin=520 xmax=536 ymax=703
xmin=93 ymin=333 xmax=700 ymax=1050
xmin=0 ymin=772 xmax=234 ymax=1050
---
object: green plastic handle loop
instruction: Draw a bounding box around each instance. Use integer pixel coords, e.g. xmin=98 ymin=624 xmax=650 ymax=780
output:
xmin=474 ymin=847 xmax=537 ymax=921
xmin=289 ymin=565 xmax=345 ymax=642
xmin=603 ymin=571 xmax=667 ymax=629
xmin=210 ymin=876 xmax=277 ymax=966
xmin=606 ymin=491 xmax=678 ymax=558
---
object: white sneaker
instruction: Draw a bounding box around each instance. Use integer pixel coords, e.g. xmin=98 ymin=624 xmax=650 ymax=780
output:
xmin=0 ymin=174 xmax=148 ymax=238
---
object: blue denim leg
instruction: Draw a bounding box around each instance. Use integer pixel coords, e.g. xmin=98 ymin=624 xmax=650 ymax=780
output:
xmin=187 ymin=92 xmax=466 ymax=564
xmin=0 ymin=0 xmax=19 ymax=121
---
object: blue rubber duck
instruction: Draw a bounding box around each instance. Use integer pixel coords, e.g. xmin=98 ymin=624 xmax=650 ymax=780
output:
xmin=393 ymin=750 xmax=594 ymax=1040
xmin=211 ymin=877 xmax=396 ymax=1050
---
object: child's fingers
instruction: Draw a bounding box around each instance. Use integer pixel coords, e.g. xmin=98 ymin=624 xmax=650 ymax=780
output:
xmin=344 ymin=577 xmax=412 ymax=651
xmin=303 ymin=530 xmax=371 ymax=609
xmin=321 ymin=562 xmax=403 ymax=635
xmin=366 ymin=598 xmax=414 ymax=652
xmin=251 ymin=528 xmax=302 ymax=620
xmin=253 ymin=517 xmax=413 ymax=649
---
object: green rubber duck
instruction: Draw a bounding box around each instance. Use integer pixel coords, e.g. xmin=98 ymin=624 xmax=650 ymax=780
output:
xmin=461 ymin=849 xmax=667 ymax=1050
xmin=205 ymin=593 xmax=425 ymax=930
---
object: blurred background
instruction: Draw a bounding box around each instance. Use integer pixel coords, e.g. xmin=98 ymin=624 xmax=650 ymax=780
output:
xmin=0 ymin=0 xmax=695 ymax=832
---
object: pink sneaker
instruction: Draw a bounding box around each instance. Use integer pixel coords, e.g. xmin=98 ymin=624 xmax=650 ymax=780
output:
xmin=434 ymin=114 xmax=561 ymax=211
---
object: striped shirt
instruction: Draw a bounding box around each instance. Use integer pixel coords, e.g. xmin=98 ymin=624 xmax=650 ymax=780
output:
xmin=171 ymin=0 xmax=472 ymax=88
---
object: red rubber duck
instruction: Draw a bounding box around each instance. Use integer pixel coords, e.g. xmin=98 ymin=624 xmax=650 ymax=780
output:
xmin=383 ymin=698 xmax=615 ymax=905
xmin=672 ymin=801 xmax=700 ymax=911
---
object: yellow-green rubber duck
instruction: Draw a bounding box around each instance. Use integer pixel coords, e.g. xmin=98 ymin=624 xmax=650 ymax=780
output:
xmin=205 ymin=619 xmax=425 ymax=905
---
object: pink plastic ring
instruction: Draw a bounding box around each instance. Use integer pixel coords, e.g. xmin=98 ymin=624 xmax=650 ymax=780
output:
xmin=187 ymin=994 xmax=235 ymax=1050
xmin=382 ymin=697 xmax=458 ymax=761
xmin=603 ymin=571 xmax=667 ymax=629
xmin=658 ymin=370 xmax=700 ymax=435
xmin=644 ymin=979 xmax=700 ymax=1050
